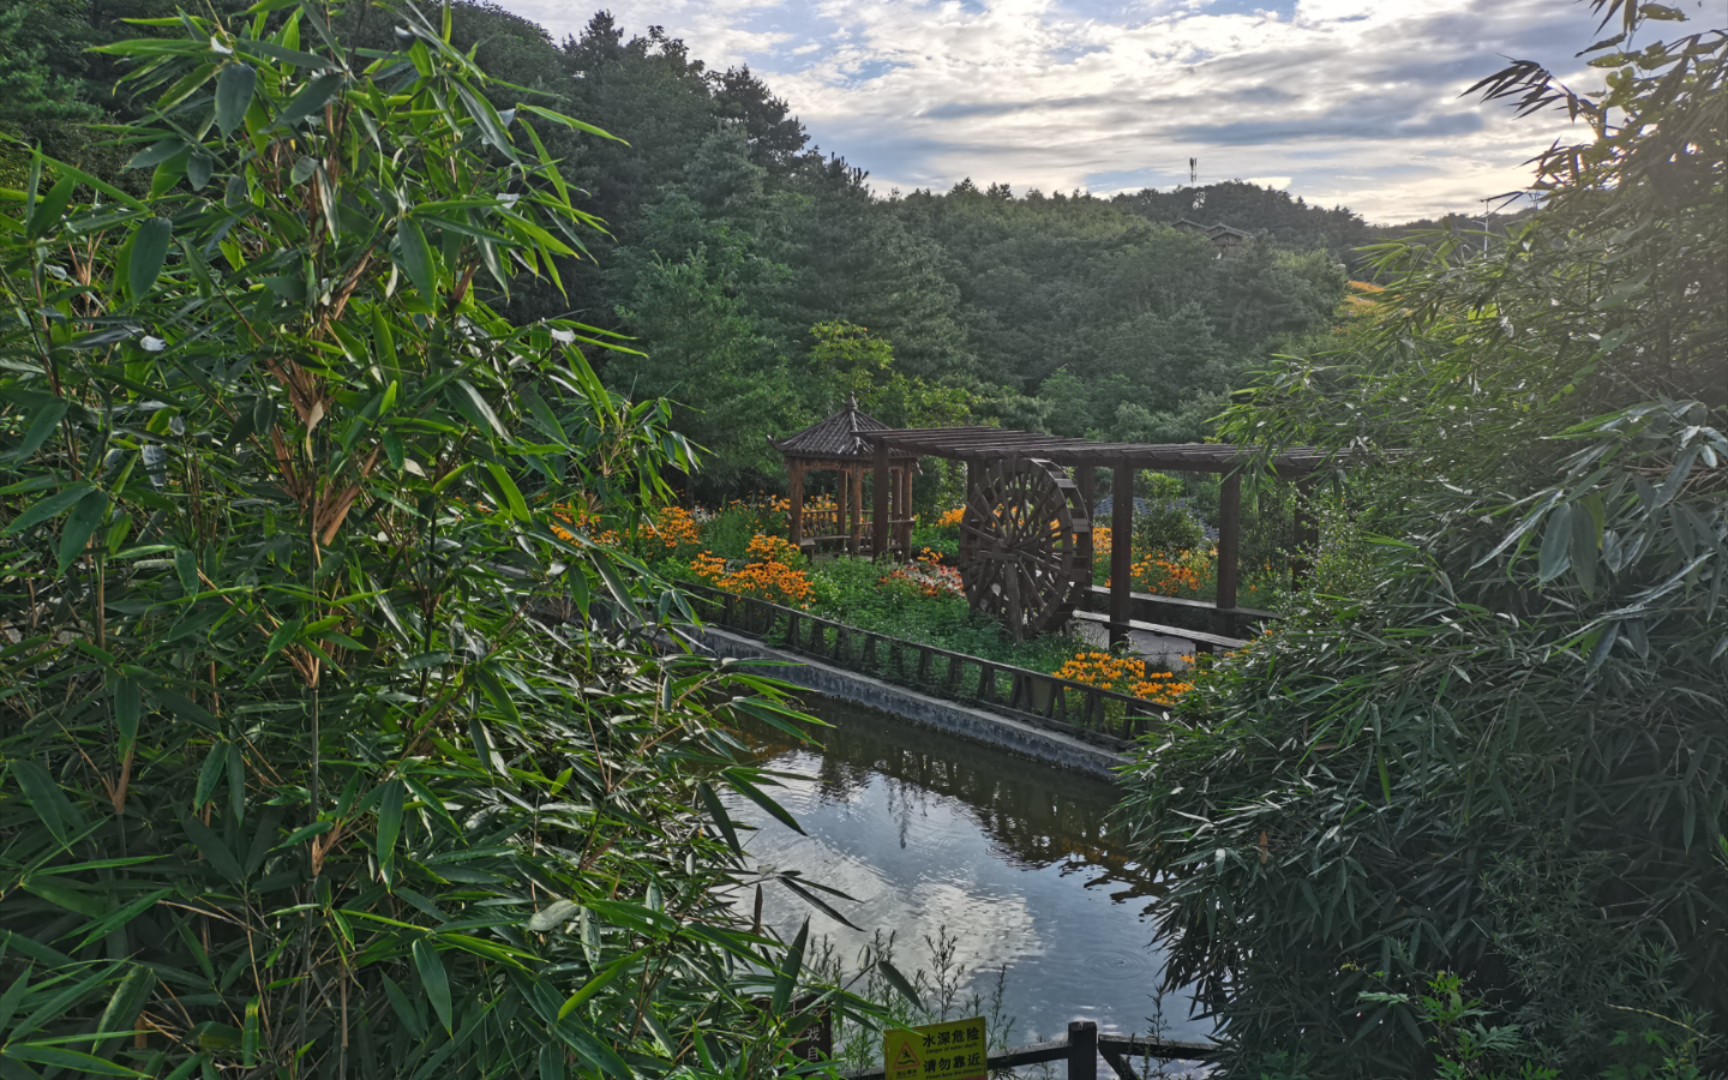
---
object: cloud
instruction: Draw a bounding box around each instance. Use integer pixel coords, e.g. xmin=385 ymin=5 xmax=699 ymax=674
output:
xmin=496 ymin=0 xmax=1634 ymax=222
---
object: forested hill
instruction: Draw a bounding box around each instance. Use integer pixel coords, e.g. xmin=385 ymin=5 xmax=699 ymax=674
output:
xmin=1 ymin=0 xmax=1464 ymax=493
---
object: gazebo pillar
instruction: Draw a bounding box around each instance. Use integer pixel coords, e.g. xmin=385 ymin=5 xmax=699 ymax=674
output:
xmin=849 ymin=463 xmax=864 ymax=553
xmin=871 ymin=439 xmax=891 ymax=558
xmin=788 ymin=462 xmax=805 ymax=546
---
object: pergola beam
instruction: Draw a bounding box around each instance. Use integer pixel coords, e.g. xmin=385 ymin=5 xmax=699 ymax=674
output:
xmin=861 ymin=428 xmax=1333 ymax=475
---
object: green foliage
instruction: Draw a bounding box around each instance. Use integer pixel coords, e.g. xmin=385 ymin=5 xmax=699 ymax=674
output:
xmin=700 ymin=500 xmax=789 ymax=560
xmin=1129 ymin=473 xmax=1207 ymax=557
xmin=802 ymin=558 xmax=1085 ymax=672
xmin=807 ymin=320 xmax=893 ymax=405
xmin=803 ymin=321 xmax=972 ymax=429
xmin=0 ymin=4 xmax=890 ymax=1075
xmin=0 ymin=2 xmax=107 ymax=181
xmin=1118 ymin=3 xmax=1728 ymax=1075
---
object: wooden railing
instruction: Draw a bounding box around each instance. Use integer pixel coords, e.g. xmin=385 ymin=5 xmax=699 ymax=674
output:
xmin=685 ymin=585 xmax=1171 ymax=743
xmin=1079 ymin=584 xmax=1277 ymax=643
xmin=846 ymin=1021 xmax=1211 ymax=1080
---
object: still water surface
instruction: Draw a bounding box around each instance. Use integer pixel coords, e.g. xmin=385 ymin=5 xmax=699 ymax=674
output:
xmin=727 ymin=698 xmax=1208 ymax=1043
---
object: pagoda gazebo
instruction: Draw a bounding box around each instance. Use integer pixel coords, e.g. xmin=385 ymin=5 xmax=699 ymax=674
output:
xmin=771 ymin=398 xmax=919 ymax=556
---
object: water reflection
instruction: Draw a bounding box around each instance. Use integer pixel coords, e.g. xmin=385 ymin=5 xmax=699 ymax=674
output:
xmin=728 ymin=698 xmax=1206 ymax=1043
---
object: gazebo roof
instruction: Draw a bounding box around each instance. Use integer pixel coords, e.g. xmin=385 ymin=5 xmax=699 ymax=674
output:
xmin=771 ymin=397 xmax=915 ymax=461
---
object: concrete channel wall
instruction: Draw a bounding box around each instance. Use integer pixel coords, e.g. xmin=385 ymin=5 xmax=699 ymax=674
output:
xmin=682 ymin=625 xmax=1130 ymax=780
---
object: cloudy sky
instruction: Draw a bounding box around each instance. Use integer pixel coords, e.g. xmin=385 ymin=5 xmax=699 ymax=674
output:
xmin=492 ymin=0 xmax=1683 ymax=222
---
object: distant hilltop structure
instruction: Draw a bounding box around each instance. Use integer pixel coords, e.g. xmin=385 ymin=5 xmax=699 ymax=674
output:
xmin=1172 ymin=217 xmax=1254 ymax=254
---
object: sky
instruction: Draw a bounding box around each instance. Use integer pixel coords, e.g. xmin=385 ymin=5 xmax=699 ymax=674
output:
xmin=489 ymin=0 xmax=1695 ymax=223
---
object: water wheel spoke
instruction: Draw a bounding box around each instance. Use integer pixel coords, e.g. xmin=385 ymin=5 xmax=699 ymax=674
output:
xmin=958 ymin=458 xmax=1090 ymax=638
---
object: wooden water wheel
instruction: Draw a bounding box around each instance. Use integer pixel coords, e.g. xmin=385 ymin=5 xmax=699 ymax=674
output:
xmin=958 ymin=458 xmax=1091 ymax=639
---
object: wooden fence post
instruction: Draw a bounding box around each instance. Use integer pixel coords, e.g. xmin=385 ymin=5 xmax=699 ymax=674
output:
xmin=1067 ymin=1021 xmax=1097 ymax=1080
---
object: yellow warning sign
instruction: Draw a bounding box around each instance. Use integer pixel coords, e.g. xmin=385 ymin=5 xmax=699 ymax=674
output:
xmin=884 ymin=1016 xmax=988 ymax=1080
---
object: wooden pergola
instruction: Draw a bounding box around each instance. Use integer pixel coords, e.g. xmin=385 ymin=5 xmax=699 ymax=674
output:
xmin=770 ymin=398 xmax=919 ymax=555
xmin=861 ymin=427 xmax=1330 ymax=647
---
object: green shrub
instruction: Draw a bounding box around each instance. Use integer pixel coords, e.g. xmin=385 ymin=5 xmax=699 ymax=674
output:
xmin=698 ymin=500 xmax=786 ymax=559
xmin=0 ymin=8 xmax=885 ymax=1075
xmin=1130 ymin=472 xmax=1207 ymax=556
xmin=1118 ymin=7 xmax=1728 ymax=1074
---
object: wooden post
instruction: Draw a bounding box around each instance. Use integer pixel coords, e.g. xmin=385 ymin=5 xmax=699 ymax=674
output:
xmin=1291 ymin=476 xmax=1319 ymax=586
xmin=1067 ymin=1021 xmax=1098 ymax=1080
xmin=788 ymin=461 xmax=804 ymax=546
xmin=1075 ymin=464 xmax=1096 ymax=569
xmin=1217 ymin=471 xmax=1241 ymax=614
xmin=899 ymin=464 xmax=914 ymax=555
xmin=871 ymin=443 xmax=890 ymax=559
xmin=850 ymin=464 xmax=864 ymax=554
xmin=1110 ymin=466 xmax=1134 ymax=647
xmin=887 ymin=465 xmax=901 ymax=557
xmin=836 ymin=469 xmax=848 ymax=548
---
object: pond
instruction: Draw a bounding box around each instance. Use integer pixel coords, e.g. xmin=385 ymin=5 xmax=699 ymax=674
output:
xmin=725 ymin=697 xmax=1210 ymax=1046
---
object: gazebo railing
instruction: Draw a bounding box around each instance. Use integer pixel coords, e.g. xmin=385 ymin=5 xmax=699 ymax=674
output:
xmin=684 ymin=584 xmax=1172 ymax=743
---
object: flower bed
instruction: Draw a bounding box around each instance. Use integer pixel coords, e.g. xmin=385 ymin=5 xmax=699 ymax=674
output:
xmin=561 ymin=495 xmax=1232 ymax=695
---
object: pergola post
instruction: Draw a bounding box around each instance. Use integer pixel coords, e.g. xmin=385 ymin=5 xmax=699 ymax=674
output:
xmin=871 ymin=439 xmax=891 ymax=558
xmin=1075 ymin=464 xmax=1096 ymax=569
xmin=1217 ymin=472 xmax=1242 ymax=614
xmin=899 ymin=466 xmax=914 ymax=554
xmin=1291 ymin=475 xmax=1319 ymax=587
xmin=788 ymin=462 xmax=804 ymax=546
xmin=1110 ymin=465 xmax=1134 ymax=647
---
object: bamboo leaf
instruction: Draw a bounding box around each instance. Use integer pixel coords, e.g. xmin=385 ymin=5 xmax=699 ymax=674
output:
xmin=5 ymin=1044 xmax=149 ymax=1076
xmin=3 ymin=481 xmax=96 ymax=536
xmin=11 ymin=761 xmax=87 ymax=852
xmin=1537 ymin=504 xmax=1574 ymax=583
xmin=215 ymin=63 xmax=257 ymax=136
xmin=876 ymin=959 xmax=923 ymax=1009
xmin=95 ymin=965 xmax=156 ymax=1060
xmin=556 ymin=947 xmax=647 ymax=1020
xmin=8 ymin=399 xmax=69 ymax=463
xmin=57 ymin=489 xmax=110 ymax=574
xmin=127 ymin=218 xmax=173 ymax=299
xmin=720 ymin=771 xmax=804 ymax=835
xmin=771 ymin=919 xmax=807 ymax=1014
xmin=776 ymin=875 xmax=863 ymax=932
xmin=696 ymin=782 xmax=741 ymax=856
xmin=276 ymin=71 xmax=344 ymax=127
xmin=445 ymin=379 xmax=503 ymax=437
xmin=27 ymin=176 xmax=76 ymax=240
xmin=516 ymin=105 xmax=626 ymax=144
xmin=395 ymin=217 xmax=435 ymax=302
xmin=376 ymin=779 xmax=404 ymax=886
xmin=413 ymin=938 xmax=453 ymax=1036
xmin=181 ymin=816 xmax=245 ymax=885
xmin=484 ymin=463 xmax=529 ymax=520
